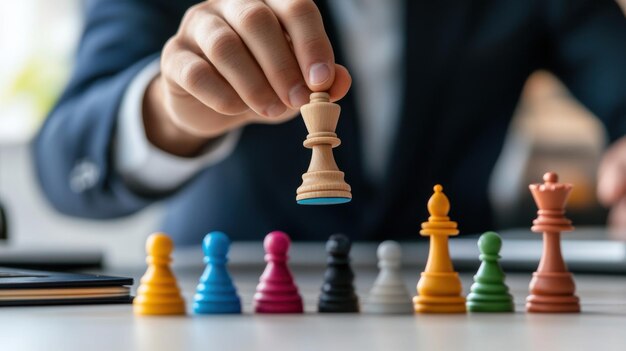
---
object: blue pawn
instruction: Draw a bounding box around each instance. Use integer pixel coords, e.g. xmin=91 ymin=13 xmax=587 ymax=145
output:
xmin=193 ymin=232 xmax=242 ymax=314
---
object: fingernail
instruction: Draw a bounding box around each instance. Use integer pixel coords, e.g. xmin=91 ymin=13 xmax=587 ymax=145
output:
xmin=289 ymin=84 xmax=310 ymax=108
xmin=265 ymin=102 xmax=287 ymax=118
xmin=308 ymin=63 xmax=330 ymax=86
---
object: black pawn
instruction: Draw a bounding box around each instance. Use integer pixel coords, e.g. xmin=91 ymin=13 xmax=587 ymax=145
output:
xmin=318 ymin=234 xmax=359 ymax=313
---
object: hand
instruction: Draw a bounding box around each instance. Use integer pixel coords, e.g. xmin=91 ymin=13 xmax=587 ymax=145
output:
xmin=143 ymin=0 xmax=352 ymax=156
xmin=597 ymin=136 xmax=626 ymax=230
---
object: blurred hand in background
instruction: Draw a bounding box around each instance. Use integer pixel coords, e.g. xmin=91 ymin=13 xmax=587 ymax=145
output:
xmin=598 ymin=136 xmax=626 ymax=230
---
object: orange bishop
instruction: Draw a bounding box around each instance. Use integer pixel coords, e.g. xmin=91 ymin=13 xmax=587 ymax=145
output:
xmin=413 ymin=185 xmax=466 ymax=313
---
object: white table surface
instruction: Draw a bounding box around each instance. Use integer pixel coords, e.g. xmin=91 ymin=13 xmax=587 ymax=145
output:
xmin=2 ymin=266 xmax=625 ymax=351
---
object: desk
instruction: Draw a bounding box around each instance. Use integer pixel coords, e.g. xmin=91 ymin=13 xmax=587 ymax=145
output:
xmin=2 ymin=267 xmax=625 ymax=351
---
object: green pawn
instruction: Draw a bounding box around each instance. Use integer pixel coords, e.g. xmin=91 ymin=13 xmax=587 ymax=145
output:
xmin=466 ymin=232 xmax=514 ymax=312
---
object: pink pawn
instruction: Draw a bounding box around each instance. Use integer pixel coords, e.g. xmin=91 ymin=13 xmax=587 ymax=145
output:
xmin=254 ymin=231 xmax=304 ymax=313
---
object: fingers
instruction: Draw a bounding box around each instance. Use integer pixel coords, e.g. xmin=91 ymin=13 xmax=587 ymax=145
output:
xmin=219 ymin=0 xmax=311 ymax=109
xmin=162 ymin=43 xmax=248 ymax=116
xmin=265 ymin=0 xmax=336 ymax=92
xmin=328 ymin=64 xmax=352 ymax=102
xmin=184 ymin=10 xmax=289 ymax=117
xmin=597 ymin=137 xmax=626 ymax=206
xmin=162 ymin=0 xmax=348 ymax=132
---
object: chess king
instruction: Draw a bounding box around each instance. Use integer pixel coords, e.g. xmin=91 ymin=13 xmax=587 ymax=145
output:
xmin=526 ymin=172 xmax=580 ymax=313
xmin=413 ymin=185 xmax=466 ymax=313
xmin=296 ymin=92 xmax=352 ymax=205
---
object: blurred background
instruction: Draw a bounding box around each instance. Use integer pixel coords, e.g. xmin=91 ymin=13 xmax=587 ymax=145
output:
xmin=0 ymin=1 xmax=623 ymax=267
xmin=0 ymin=1 xmax=159 ymax=267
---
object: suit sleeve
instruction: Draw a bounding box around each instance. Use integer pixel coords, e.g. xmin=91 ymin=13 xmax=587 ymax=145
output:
xmin=33 ymin=0 xmax=186 ymax=218
xmin=544 ymin=0 xmax=626 ymax=142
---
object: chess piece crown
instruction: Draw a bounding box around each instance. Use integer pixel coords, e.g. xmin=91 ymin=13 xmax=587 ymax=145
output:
xmin=529 ymin=172 xmax=574 ymax=233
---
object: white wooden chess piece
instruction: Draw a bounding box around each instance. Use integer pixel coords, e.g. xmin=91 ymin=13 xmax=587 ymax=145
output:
xmin=363 ymin=241 xmax=413 ymax=314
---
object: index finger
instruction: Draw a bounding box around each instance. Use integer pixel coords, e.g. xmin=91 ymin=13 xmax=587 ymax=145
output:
xmin=265 ymin=0 xmax=335 ymax=91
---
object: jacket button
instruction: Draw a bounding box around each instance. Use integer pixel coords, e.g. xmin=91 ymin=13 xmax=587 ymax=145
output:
xmin=69 ymin=159 xmax=100 ymax=193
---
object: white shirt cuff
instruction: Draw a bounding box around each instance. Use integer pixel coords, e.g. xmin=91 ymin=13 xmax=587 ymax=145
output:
xmin=114 ymin=58 xmax=241 ymax=193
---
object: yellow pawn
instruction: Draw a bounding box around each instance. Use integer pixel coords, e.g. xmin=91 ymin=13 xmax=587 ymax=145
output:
xmin=133 ymin=233 xmax=186 ymax=315
xmin=413 ymin=185 xmax=466 ymax=313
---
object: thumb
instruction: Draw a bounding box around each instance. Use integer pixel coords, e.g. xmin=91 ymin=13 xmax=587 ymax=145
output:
xmin=328 ymin=64 xmax=352 ymax=102
xmin=597 ymin=137 xmax=626 ymax=206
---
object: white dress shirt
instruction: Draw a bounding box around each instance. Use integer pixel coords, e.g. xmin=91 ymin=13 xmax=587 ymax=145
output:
xmin=115 ymin=0 xmax=403 ymax=192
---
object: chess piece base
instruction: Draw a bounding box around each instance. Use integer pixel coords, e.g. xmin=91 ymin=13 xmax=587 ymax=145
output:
xmin=466 ymin=281 xmax=514 ymax=312
xmin=413 ymin=295 xmax=467 ymax=313
xmin=254 ymin=291 xmax=303 ymax=313
xmin=193 ymin=296 xmax=241 ymax=314
xmin=296 ymin=171 xmax=351 ymax=205
xmin=526 ymin=271 xmax=580 ymax=313
xmin=193 ymin=303 xmax=241 ymax=314
xmin=133 ymin=300 xmax=186 ymax=315
xmin=526 ymin=293 xmax=580 ymax=313
xmin=414 ymin=271 xmax=465 ymax=313
xmin=467 ymin=301 xmax=514 ymax=312
xmin=466 ymin=293 xmax=514 ymax=312
xmin=318 ymin=300 xmax=359 ymax=313
xmin=364 ymin=302 xmax=414 ymax=314
xmin=254 ymin=301 xmax=304 ymax=314
xmin=526 ymin=296 xmax=580 ymax=313
xmin=297 ymin=197 xmax=351 ymax=205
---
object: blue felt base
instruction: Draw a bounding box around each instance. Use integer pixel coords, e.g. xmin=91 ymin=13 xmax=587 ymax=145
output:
xmin=297 ymin=197 xmax=351 ymax=205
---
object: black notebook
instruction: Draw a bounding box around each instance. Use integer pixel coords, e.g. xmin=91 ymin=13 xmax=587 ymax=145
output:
xmin=0 ymin=267 xmax=133 ymax=306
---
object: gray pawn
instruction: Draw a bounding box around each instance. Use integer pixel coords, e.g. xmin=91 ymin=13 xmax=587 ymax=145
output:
xmin=364 ymin=241 xmax=413 ymax=314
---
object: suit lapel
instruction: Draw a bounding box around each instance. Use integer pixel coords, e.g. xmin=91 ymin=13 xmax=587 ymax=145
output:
xmin=373 ymin=1 xmax=475 ymax=237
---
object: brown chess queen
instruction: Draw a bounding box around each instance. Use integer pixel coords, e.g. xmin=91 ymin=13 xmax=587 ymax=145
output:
xmin=526 ymin=172 xmax=580 ymax=313
xmin=296 ymin=92 xmax=352 ymax=205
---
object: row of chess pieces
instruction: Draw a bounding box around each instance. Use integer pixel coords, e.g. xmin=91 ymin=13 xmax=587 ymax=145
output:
xmin=133 ymin=172 xmax=581 ymax=315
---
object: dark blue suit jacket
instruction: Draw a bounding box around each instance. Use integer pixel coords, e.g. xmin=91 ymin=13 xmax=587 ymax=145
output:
xmin=34 ymin=0 xmax=626 ymax=244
